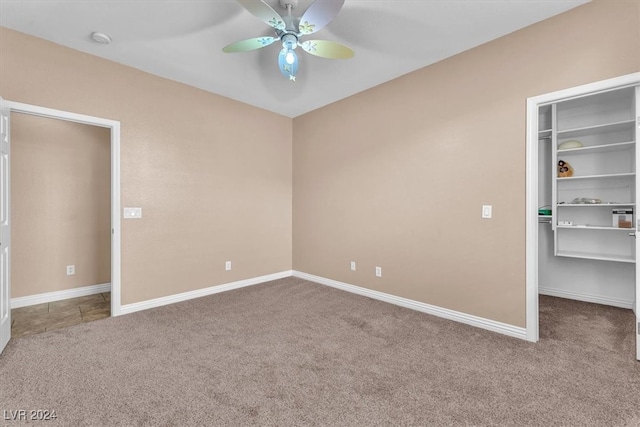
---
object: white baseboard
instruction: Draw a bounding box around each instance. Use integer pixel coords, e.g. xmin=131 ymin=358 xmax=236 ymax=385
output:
xmin=120 ymin=270 xmax=293 ymax=315
xmin=114 ymin=269 xmax=530 ymax=341
xmin=11 ymin=283 xmax=111 ymax=308
xmin=293 ymin=271 xmax=527 ymax=341
xmin=539 ymin=286 xmax=634 ymax=309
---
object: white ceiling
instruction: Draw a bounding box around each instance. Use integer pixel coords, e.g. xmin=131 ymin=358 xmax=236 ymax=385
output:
xmin=0 ymin=0 xmax=589 ymax=118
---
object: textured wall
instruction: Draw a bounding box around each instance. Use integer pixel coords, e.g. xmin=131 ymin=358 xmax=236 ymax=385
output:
xmin=0 ymin=27 xmax=293 ymax=305
xmin=292 ymin=0 xmax=640 ymax=327
xmin=11 ymin=114 xmax=111 ymax=298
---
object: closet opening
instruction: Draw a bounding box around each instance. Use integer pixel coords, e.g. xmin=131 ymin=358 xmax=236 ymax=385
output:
xmin=525 ymin=73 xmax=640 ymax=361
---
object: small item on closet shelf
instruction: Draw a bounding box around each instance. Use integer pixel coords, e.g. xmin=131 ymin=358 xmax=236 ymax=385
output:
xmin=612 ymin=209 xmax=633 ymax=228
xmin=557 ymin=160 xmax=574 ymax=177
xmin=558 ymin=140 xmax=583 ymax=150
xmin=571 ymin=197 xmax=602 ymax=204
xmin=538 ymin=205 xmax=552 ymax=216
xmin=558 ymin=220 xmax=573 ymax=226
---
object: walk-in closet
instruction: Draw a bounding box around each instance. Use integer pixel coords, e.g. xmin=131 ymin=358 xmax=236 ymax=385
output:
xmin=534 ymin=74 xmax=640 ymax=359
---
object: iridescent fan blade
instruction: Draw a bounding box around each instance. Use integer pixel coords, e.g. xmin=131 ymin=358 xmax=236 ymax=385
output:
xmin=236 ymin=0 xmax=286 ymax=31
xmin=222 ymin=36 xmax=277 ymax=53
xmin=299 ymin=0 xmax=345 ymax=35
xmin=300 ymin=40 xmax=354 ymax=59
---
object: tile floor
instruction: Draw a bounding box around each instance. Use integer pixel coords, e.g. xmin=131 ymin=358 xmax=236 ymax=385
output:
xmin=11 ymin=292 xmax=111 ymax=338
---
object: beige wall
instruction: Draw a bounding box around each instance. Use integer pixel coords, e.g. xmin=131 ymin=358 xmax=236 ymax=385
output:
xmin=11 ymin=114 xmax=111 ymax=298
xmin=292 ymin=0 xmax=640 ymax=327
xmin=0 ymin=27 xmax=293 ymax=305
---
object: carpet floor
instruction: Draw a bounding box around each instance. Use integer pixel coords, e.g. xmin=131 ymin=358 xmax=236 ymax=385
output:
xmin=0 ymin=277 xmax=639 ymax=426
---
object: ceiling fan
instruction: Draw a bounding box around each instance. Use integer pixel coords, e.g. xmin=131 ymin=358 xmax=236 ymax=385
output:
xmin=222 ymin=0 xmax=354 ymax=82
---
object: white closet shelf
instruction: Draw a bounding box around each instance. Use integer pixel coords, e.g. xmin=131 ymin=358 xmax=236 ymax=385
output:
xmin=556 ymin=225 xmax=634 ymax=231
xmin=557 ymin=172 xmax=635 ymax=181
xmin=557 ymin=119 xmax=635 ymax=138
xmin=539 ymin=129 xmax=552 ymax=139
xmin=538 ymin=215 xmax=552 ymax=224
xmin=557 ymin=203 xmax=635 ymax=207
xmin=556 ymin=250 xmax=635 ymax=263
xmin=557 ymin=141 xmax=635 ymax=155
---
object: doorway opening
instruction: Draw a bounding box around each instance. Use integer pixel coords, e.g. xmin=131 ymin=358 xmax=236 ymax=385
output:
xmin=11 ymin=112 xmax=112 ymax=336
xmin=2 ymin=101 xmax=121 ymax=342
xmin=525 ymin=73 xmax=640 ymax=360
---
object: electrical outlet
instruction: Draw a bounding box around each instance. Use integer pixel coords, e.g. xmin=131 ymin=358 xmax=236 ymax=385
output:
xmin=375 ymin=266 xmax=382 ymax=277
xmin=66 ymin=265 xmax=75 ymax=276
xmin=225 ymin=261 xmax=232 ymax=271
xmin=350 ymin=261 xmax=356 ymax=271
xmin=123 ymin=207 xmax=142 ymax=219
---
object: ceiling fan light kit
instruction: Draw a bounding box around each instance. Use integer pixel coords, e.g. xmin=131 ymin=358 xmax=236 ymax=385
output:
xmin=223 ymin=0 xmax=354 ymax=82
xmin=279 ymin=32 xmax=299 ymax=80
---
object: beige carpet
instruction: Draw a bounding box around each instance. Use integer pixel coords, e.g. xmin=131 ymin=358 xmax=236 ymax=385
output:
xmin=1 ymin=277 xmax=638 ymax=426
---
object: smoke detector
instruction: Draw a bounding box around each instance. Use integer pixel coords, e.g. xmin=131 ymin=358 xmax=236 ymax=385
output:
xmin=90 ymin=32 xmax=112 ymax=44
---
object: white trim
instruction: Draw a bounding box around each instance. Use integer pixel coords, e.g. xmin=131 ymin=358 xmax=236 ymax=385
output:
xmin=11 ymin=283 xmax=111 ymax=308
xmin=3 ymin=101 xmax=122 ymax=317
xmin=525 ymin=72 xmax=640 ymax=344
xmin=293 ymin=271 xmax=527 ymax=341
xmin=110 ymin=121 xmax=121 ymax=316
xmin=2 ymin=102 xmax=118 ymax=128
xmin=119 ymin=268 xmax=528 ymax=340
xmin=120 ymin=271 xmax=293 ymax=315
xmin=531 ymin=73 xmax=640 ymax=106
xmin=525 ymin=95 xmax=540 ymax=343
xmin=539 ymin=287 xmax=633 ymax=309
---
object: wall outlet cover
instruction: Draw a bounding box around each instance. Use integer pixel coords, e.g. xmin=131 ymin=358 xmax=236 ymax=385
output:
xmin=123 ymin=207 xmax=142 ymax=219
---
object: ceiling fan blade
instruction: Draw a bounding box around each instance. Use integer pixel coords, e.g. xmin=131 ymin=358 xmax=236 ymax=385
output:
xmin=236 ymin=0 xmax=286 ymax=31
xmin=299 ymin=0 xmax=345 ymax=35
xmin=300 ymin=40 xmax=354 ymax=59
xmin=222 ymin=36 xmax=277 ymax=53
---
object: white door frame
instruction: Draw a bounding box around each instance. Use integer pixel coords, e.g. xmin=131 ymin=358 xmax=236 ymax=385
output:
xmin=0 ymin=100 xmax=10 ymax=353
xmin=3 ymin=101 xmax=121 ymax=317
xmin=525 ymin=72 xmax=640 ymax=343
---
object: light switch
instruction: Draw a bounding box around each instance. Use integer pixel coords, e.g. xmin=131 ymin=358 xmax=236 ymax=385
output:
xmin=482 ymin=205 xmax=492 ymax=219
xmin=124 ymin=207 xmax=142 ymax=219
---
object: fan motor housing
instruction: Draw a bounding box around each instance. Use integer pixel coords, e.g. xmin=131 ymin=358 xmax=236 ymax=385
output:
xmin=278 ymin=0 xmax=298 ymax=10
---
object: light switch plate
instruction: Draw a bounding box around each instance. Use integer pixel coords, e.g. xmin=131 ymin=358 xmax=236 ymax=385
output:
xmin=482 ymin=205 xmax=492 ymax=219
xmin=124 ymin=207 xmax=142 ymax=219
